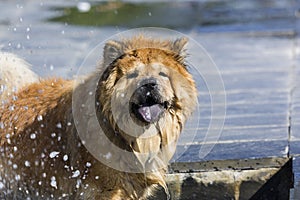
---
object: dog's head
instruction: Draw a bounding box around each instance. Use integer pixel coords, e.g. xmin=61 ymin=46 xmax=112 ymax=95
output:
xmin=98 ymin=36 xmax=197 ymax=169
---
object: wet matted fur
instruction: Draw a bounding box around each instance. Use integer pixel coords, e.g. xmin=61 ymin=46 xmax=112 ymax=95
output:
xmin=0 ymin=36 xmax=197 ymax=199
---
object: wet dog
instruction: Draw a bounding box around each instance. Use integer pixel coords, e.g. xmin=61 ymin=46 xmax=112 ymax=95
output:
xmin=0 ymin=36 xmax=197 ymax=199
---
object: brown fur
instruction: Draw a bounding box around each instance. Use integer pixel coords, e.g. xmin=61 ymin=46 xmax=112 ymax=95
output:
xmin=0 ymin=36 xmax=197 ymax=199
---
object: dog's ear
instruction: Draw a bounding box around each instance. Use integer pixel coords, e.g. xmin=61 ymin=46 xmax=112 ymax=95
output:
xmin=103 ymin=40 xmax=124 ymax=66
xmin=173 ymin=37 xmax=188 ymax=55
xmin=171 ymin=37 xmax=188 ymax=63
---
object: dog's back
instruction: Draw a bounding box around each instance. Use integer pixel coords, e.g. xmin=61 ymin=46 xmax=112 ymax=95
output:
xmin=0 ymin=52 xmax=39 ymax=101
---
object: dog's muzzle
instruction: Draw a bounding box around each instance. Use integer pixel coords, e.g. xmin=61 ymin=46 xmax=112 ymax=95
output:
xmin=130 ymin=78 xmax=169 ymax=124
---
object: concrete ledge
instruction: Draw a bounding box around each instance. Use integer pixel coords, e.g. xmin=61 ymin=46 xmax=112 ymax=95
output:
xmin=150 ymin=157 xmax=293 ymax=200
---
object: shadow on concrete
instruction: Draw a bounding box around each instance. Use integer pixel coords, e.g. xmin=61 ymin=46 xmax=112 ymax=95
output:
xmin=250 ymin=158 xmax=293 ymax=200
xmin=150 ymin=157 xmax=293 ymax=200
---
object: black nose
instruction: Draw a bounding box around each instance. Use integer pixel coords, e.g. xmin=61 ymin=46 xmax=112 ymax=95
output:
xmin=132 ymin=78 xmax=160 ymax=106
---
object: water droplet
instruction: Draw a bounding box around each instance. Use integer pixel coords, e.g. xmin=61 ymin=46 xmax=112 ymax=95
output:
xmin=51 ymin=133 xmax=56 ymax=138
xmin=37 ymin=115 xmax=43 ymax=121
xmin=104 ymin=152 xmax=112 ymax=159
xmin=71 ymin=170 xmax=80 ymax=178
xmin=95 ymin=176 xmax=99 ymax=180
xmin=50 ymin=65 xmax=54 ymax=71
xmin=0 ymin=182 xmax=4 ymax=189
xmin=49 ymin=151 xmax=60 ymax=158
xmin=9 ymin=105 xmax=15 ymax=111
xmin=76 ymin=179 xmax=81 ymax=189
xmin=24 ymin=160 xmax=30 ymax=167
xmin=13 ymin=164 xmax=18 ymax=169
xmin=50 ymin=176 xmax=57 ymax=189
xmin=15 ymin=174 xmax=20 ymax=181
xmin=63 ymin=154 xmax=68 ymax=161
xmin=30 ymin=133 xmax=36 ymax=140
xmin=56 ymin=122 xmax=62 ymax=129
xmin=86 ymin=162 xmax=91 ymax=168
xmin=26 ymin=35 xmax=30 ymax=40
xmin=77 ymin=2 xmax=91 ymax=13
xmin=26 ymin=27 xmax=30 ymax=32
xmin=148 ymin=12 xmax=152 ymax=16
xmin=0 ymin=122 xmax=4 ymax=129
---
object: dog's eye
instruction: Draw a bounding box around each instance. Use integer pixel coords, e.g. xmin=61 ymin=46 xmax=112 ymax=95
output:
xmin=159 ymin=72 xmax=168 ymax=78
xmin=127 ymin=72 xmax=138 ymax=79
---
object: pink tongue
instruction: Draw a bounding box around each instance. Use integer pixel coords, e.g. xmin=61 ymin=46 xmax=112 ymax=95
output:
xmin=138 ymin=104 xmax=163 ymax=123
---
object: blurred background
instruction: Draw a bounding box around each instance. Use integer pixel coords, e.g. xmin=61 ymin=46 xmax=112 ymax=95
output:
xmin=0 ymin=0 xmax=298 ymax=77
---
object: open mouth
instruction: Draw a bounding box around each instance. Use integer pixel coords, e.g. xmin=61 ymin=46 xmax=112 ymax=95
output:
xmin=129 ymin=78 xmax=170 ymax=124
xmin=130 ymin=99 xmax=169 ymax=124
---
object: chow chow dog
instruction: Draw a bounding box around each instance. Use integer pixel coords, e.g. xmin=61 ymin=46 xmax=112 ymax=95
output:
xmin=0 ymin=36 xmax=197 ymax=199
